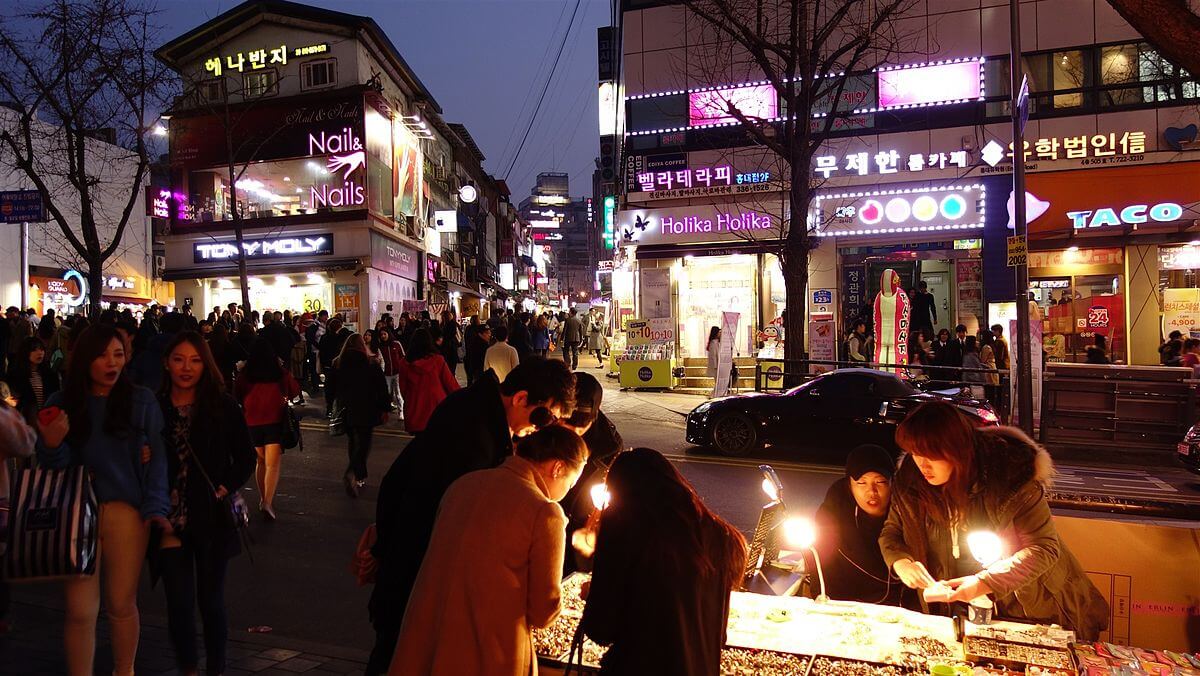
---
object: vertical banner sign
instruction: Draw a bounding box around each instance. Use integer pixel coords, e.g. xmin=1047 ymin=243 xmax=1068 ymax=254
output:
xmin=808 ymin=320 xmax=837 ymax=375
xmin=639 ymin=267 xmax=672 ymax=319
xmin=956 ymin=259 xmax=984 ymax=333
xmin=714 ymin=311 xmax=741 ymax=397
xmin=335 ymin=283 xmax=361 ymax=330
xmin=597 ymin=27 xmax=615 ymax=81
xmin=842 ymin=266 xmax=865 ymax=329
xmin=1010 ymin=313 xmax=1044 ymax=428
xmin=873 ymin=269 xmax=911 ymax=373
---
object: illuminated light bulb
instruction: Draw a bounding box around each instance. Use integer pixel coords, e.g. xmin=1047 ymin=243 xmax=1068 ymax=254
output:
xmin=761 ymin=478 xmax=779 ymax=503
xmin=590 ymin=484 xmax=610 ymax=511
xmin=967 ymin=531 xmax=1004 ymax=567
xmin=782 ymin=517 xmax=817 ymax=549
xmin=274 ymin=275 xmax=291 ymax=287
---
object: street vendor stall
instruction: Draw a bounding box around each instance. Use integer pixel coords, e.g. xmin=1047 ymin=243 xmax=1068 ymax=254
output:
xmin=616 ymin=318 xmax=676 ymax=390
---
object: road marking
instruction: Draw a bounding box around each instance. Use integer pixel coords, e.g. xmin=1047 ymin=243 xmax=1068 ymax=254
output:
xmin=659 ymin=451 xmax=843 ymax=475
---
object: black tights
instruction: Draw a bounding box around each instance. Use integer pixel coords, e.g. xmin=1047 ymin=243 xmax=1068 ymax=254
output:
xmin=160 ymin=541 xmax=230 ymax=673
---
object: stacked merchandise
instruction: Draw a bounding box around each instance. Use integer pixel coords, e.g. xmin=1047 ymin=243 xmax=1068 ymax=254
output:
xmin=1072 ymin=643 xmax=1200 ymax=675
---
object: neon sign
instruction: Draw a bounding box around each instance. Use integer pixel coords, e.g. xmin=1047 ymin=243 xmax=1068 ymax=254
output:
xmin=1067 ymin=202 xmax=1183 ymax=229
xmin=877 ymin=59 xmax=983 ymax=109
xmin=307 ymin=127 xmax=365 ymax=208
xmin=62 ymin=270 xmax=88 ymax=307
xmin=815 ymin=150 xmax=969 ymax=179
xmin=194 ymin=234 xmax=334 ymax=262
xmin=817 ymin=184 xmax=984 ymax=237
xmin=981 ymin=132 xmax=1147 ymax=166
xmin=688 ymin=84 xmax=777 ymax=126
xmin=204 ymin=43 xmax=330 ymax=76
xmin=602 ymin=195 xmax=616 ymax=249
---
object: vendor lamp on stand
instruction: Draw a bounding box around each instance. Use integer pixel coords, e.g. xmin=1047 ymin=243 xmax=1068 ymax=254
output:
xmin=782 ymin=517 xmax=828 ymax=603
xmin=742 ymin=465 xmax=788 ymax=585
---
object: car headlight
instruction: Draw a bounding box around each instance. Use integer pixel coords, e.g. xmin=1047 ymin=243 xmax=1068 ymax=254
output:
xmin=1186 ymin=426 xmax=1200 ymax=443
xmin=692 ymin=402 xmax=712 ymax=415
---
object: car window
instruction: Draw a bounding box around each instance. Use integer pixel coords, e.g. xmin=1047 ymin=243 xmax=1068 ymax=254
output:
xmin=809 ymin=374 xmax=874 ymax=399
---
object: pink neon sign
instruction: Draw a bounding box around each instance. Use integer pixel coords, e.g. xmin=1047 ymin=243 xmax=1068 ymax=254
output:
xmin=877 ymin=61 xmax=981 ymax=109
xmin=688 ymin=84 xmax=778 ymax=126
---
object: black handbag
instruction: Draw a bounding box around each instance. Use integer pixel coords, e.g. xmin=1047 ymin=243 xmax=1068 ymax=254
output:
xmin=186 ymin=451 xmax=249 ymax=532
xmin=281 ymin=404 xmax=301 ymax=451
xmin=328 ymin=401 xmax=346 ymax=437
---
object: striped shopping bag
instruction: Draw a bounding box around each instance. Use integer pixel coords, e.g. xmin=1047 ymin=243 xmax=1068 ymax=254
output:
xmin=3 ymin=465 xmax=98 ymax=580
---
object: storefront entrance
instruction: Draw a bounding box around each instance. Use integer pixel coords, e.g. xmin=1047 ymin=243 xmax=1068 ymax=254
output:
xmin=202 ymin=274 xmax=333 ymax=318
xmin=676 ymin=254 xmax=758 ymax=358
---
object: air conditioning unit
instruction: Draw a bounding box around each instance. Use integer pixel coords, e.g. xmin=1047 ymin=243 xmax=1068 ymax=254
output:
xmin=153 ymin=255 xmax=166 ymax=278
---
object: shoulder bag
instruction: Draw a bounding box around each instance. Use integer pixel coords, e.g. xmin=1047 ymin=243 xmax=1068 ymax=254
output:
xmin=186 ymin=445 xmax=250 ymax=534
xmin=3 ymin=464 xmax=98 ymax=581
xmin=278 ymin=382 xmax=302 ymax=451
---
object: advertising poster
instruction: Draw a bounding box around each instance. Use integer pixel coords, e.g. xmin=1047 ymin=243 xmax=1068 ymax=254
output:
xmin=714 ymin=311 xmax=741 ymax=397
xmin=842 ymin=266 xmax=866 ymax=329
xmin=808 ymin=320 xmax=837 ymax=375
xmin=955 ymin=259 xmax=983 ymax=332
xmin=335 ymin=283 xmax=360 ymax=329
xmin=1163 ymin=288 xmax=1200 ymax=338
xmin=639 ymin=267 xmax=672 ymax=319
xmin=1010 ymin=313 xmax=1044 ymax=428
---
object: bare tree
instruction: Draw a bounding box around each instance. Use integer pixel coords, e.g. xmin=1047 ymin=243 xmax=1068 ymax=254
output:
xmin=1104 ymin=0 xmax=1200 ymax=77
xmin=679 ymin=0 xmax=923 ymax=366
xmin=0 ymin=0 xmax=169 ymax=317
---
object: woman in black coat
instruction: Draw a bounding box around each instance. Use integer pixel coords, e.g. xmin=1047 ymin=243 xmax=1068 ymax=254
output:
xmin=581 ymin=448 xmax=746 ymax=676
xmin=329 ymin=334 xmax=392 ymax=498
xmin=6 ymin=336 xmax=60 ymax=424
xmin=157 ymin=331 xmax=256 ymax=675
xmin=438 ymin=311 xmax=460 ymax=377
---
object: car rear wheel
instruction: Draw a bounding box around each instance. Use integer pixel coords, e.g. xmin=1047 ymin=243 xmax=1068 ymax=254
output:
xmin=712 ymin=412 xmax=759 ymax=457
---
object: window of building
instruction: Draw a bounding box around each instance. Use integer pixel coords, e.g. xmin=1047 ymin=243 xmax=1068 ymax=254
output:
xmin=242 ymin=70 xmax=278 ymax=98
xmin=198 ymin=79 xmax=224 ymax=103
xmin=625 ymin=94 xmax=688 ymax=134
xmin=301 ymin=59 xmax=337 ymax=90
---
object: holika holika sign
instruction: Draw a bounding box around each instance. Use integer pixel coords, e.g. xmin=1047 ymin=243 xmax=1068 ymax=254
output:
xmin=194 ymin=233 xmax=334 ymax=263
xmin=617 ymin=201 xmax=786 ymax=247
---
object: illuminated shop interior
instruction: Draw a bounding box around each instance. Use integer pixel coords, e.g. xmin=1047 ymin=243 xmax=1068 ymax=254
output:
xmin=201 ymin=273 xmax=333 ymax=317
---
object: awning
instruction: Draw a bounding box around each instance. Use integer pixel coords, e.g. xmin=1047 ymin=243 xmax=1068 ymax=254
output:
xmin=162 ymin=257 xmax=362 ymax=282
xmin=446 ymin=281 xmax=482 ymax=297
xmin=634 ymin=240 xmax=780 ymax=260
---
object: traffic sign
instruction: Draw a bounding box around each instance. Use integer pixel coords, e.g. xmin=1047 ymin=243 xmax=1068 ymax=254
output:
xmin=0 ymin=189 xmax=47 ymax=223
xmin=1007 ymin=235 xmax=1028 ymax=267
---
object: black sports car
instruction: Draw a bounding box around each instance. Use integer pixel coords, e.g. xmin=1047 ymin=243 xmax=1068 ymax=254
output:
xmin=1177 ymin=423 xmax=1200 ymax=474
xmin=686 ymin=368 xmax=999 ymax=457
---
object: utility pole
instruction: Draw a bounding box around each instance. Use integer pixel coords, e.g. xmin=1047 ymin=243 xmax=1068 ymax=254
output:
xmin=1010 ymin=0 xmax=1034 ymax=434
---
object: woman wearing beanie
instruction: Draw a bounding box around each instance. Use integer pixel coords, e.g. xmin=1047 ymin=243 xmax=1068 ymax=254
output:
xmin=813 ymin=444 xmax=908 ymax=606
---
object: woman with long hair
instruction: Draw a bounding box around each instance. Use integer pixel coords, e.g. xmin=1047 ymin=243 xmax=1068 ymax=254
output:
xmin=531 ymin=314 xmax=551 ymax=358
xmin=396 ymin=328 xmax=459 ymax=434
xmin=362 ymin=328 xmax=384 ymax=368
xmin=7 ymin=335 xmax=61 ymax=424
xmin=234 ymin=338 xmax=300 ymax=521
xmin=438 ymin=310 xmax=461 ymax=377
xmin=581 ymin=448 xmax=747 ymax=675
xmin=377 ymin=327 xmax=406 ymax=417
xmin=882 ymin=401 xmax=1109 ymax=639
xmin=157 ymin=332 xmax=255 ymax=676
xmin=35 ymin=324 xmax=170 ymax=675
xmin=329 ymin=334 xmax=391 ymax=497
xmin=389 ymin=426 xmax=588 ymax=675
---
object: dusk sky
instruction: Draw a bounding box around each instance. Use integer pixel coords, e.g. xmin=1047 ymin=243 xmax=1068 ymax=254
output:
xmin=155 ymin=0 xmax=611 ymax=200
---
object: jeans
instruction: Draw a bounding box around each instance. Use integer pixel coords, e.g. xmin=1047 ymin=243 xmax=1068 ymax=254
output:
xmin=346 ymin=425 xmax=375 ymax=480
xmin=63 ymin=501 xmax=149 ymax=676
xmin=384 ymin=374 xmax=403 ymax=416
xmin=160 ymin=537 xmax=230 ymax=673
xmin=563 ymin=343 xmax=579 ymax=370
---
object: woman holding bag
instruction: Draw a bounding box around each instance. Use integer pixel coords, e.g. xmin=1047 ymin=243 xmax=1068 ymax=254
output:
xmin=35 ymin=324 xmax=170 ymax=676
xmin=157 ymin=331 xmax=256 ymax=675
xmin=235 ymin=338 xmax=300 ymax=521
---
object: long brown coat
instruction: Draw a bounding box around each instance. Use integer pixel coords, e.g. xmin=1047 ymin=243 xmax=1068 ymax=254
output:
xmin=879 ymin=427 xmax=1109 ymax=640
xmin=389 ymin=455 xmax=567 ymax=676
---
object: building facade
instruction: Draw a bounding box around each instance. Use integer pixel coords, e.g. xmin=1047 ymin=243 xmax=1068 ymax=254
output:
xmin=155 ymin=0 xmax=509 ymax=328
xmin=615 ymin=0 xmax=1199 ymax=366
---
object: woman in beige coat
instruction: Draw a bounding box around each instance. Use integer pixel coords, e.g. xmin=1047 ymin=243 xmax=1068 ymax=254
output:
xmin=389 ymin=426 xmax=588 ymax=676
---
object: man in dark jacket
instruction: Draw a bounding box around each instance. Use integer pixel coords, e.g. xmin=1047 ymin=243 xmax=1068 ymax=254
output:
xmin=129 ymin=311 xmax=184 ymax=391
xmin=304 ymin=310 xmax=328 ymax=392
xmin=561 ymin=308 xmax=583 ymax=369
xmin=366 ymin=357 xmax=576 ymax=675
xmin=260 ymin=312 xmax=297 ymax=364
xmin=462 ymin=323 xmax=491 ymax=385
xmin=910 ymin=281 xmax=937 ymax=339
xmin=558 ymin=373 xmax=623 ymax=576
xmin=318 ymin=318 xmax=351 ymax=415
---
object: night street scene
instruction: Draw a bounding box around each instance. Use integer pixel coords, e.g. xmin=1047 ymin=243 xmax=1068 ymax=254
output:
xmin=2 ymin=0 xmax=1200 ymax=674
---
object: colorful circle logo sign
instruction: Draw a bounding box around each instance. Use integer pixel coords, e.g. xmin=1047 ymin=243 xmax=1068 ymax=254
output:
xmin=911 ymin=195 xmax=939 ymax=222
xmin=766 ymin=365 xmax=783 ymax=383
xmin=637 ymin=366 xmax=653 ymax=382
xmin=858 ymin=199 xmax=883 ymax=225
xmin=940 ymin=194 xmax=967 ymax=220
xmin=885 ymin=197 xmax=911 ymax=223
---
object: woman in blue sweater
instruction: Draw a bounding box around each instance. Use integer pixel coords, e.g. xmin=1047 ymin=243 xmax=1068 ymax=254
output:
xmin=36 ymin=324 xmax=170 ymax=676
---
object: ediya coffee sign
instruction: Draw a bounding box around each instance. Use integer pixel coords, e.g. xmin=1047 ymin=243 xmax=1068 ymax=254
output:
xmin=617 ymin=201 xmax=785 ymax=247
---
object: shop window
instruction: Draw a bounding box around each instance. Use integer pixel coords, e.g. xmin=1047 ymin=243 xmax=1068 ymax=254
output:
xmin=187 ymin=155 xmax=368 ymax=222
xmin=301 ymin=59 xmax=337 ymax=90
xmin=1035 ymin=274 xmax=1124 ymax=363
xmin=625 ymin=93 xmax=688 ymax=134
xmin=242 ymin=70 xmax=278 ymax=98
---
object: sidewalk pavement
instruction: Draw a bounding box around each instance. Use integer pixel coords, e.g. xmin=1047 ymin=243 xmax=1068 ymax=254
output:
xmin=1 ymin=599 xmax=368 ymax=675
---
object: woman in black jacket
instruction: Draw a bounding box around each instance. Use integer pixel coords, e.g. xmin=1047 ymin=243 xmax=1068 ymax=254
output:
xmin=157 ymin=331 xmax=256 ymax=676
xmin=330 ymin=333 xmax=391 ymax=498
xmin=581 ymin=448 xmax=746 ymax=676
xmin=438 ymin=311 xmax=460 ymax=377
xmin=6 ymin=335 xmax=60 ymax=424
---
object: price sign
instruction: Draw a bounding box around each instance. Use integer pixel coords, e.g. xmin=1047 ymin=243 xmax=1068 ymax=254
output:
xmin=1007 ymin=235 xmax=1028 ymax=267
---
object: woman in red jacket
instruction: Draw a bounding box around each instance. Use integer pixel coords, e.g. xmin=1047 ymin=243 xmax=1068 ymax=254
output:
xmin=234 ymin=338 xmax=300 ymax=521
xmin=396 ymin=329 xmax=459 ymax=434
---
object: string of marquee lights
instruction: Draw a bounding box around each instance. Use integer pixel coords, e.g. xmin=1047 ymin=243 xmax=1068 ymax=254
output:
xmin=812 ymin=183 xmax=986 ymax=238
xmin=625 ymin=56 xmax=987 ymax=137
